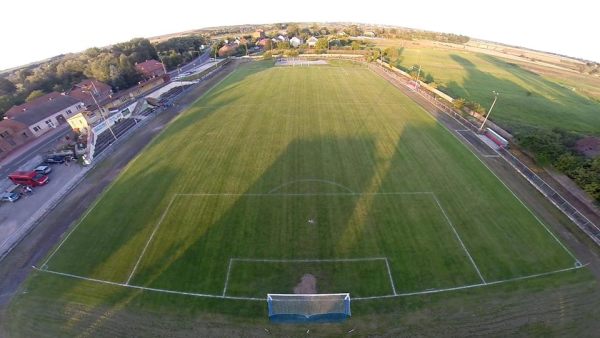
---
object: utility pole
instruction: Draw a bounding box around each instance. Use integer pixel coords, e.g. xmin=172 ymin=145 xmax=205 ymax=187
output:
xmin=84 ymin=86 xmax=117 ymax=140
xmin=478 ymin=91 xmax=499 ymax=133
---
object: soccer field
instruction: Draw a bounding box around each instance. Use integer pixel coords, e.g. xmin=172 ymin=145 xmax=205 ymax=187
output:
xmin=26 ymin=60 xmax=580 ymax=320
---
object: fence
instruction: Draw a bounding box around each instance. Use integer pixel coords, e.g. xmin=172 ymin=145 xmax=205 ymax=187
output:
xmin=369 ymin=62 xmax=600 ymax=247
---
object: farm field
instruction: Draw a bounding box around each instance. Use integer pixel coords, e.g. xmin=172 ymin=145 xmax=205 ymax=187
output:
xmin=6 ymin=60 xmax=591 ymax=335
xmin=374 ymin=42 xmax=600 ymax=135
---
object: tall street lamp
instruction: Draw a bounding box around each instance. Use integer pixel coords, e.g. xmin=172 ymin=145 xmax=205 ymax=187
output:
xmin=478 ymin=91 xmax=499 ymax=133
xmin=83 ymin=86 xmax=117 ymax=140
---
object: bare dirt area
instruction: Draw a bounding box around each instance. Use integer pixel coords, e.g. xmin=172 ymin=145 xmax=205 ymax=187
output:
xmin=0 ymin=60 xmax=242 ymax=335
xmin=294 ymin=274 xmax=317 ymax=294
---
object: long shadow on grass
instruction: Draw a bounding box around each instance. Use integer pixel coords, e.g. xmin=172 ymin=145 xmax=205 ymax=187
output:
xmin=442 ymin=54 xmax=600 ymax=134
xmin=127 ymin=135 xmax=381 ymax=302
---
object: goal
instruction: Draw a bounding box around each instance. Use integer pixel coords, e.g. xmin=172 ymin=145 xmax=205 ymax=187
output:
xmin=267 ymin=293 xmax=351 ymax=322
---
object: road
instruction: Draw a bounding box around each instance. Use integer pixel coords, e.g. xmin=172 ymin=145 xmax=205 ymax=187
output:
xmin=168 ymin=49 xmax=212 ymax=78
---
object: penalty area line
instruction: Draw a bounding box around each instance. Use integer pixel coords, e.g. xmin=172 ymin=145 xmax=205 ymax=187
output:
xmin=432 ymin=193 xmax=486 ymax=284
xmin=126 ymin=195 xmax=177 ymax=285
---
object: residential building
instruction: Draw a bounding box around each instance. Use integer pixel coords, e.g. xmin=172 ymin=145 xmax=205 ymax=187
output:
xmin=0 ymin=119 xmax=34 ymax=159
xmin=67 ymin=79 xmax=113 ymax=110
xmin=253 ymin=29 xmax=266 ymax=39
xmin=5 ymin=92 xmax=84 ymax=137
xmin=135 ymin=59 xmax=166 ymax=79
xmin=307 ymin=36 xmax=319 ymax=48
xmin=290 ymin=37 xmax=302 ymax=48
xmin=218 ymin=44 xmax=238 ymax=57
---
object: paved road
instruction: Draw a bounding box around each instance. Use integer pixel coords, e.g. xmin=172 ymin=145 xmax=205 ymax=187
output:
xmin=168 ymin=49 xmax=212 ymax=78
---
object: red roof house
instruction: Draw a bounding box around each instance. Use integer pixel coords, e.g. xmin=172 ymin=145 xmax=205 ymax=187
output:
xmin=135 ymin=59 xmax=166 ymax=79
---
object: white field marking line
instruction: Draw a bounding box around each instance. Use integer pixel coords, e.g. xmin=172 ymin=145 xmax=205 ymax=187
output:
xmin=384 ymin=258 xmax=398 ymax=295
xmin=354 ymin=263 xmax=587 ymax=300
xmin=195 ymin=102 xmax=406 ymax=109
xmin=176 ymin=191 xmax=433 ymax=197
xmin=231 ymin=257 xmax=387 ymax=263
xmin=42 ymin=65 xmax=237 ymax=271
xmin=33 ymin=263 xmax=586 ymax=302
xmin=396 ymin=82 xmax=581 ymax=264
xmin=40 ymin=183 xmax=108 ymax=269
xmin=431 ymin=193 xmax=486 ymax=284
xmin=222 ymin=258 xmax=234 ymax=297
xmin=126 ymin=195 xmax=178 ymax=285
xmin=267 ymin=178 xmax=356 ymax=194
xmin=33 ymin=267 xmax=263 ymax=301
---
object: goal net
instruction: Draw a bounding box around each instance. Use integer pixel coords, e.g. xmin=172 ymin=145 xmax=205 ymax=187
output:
xmin=267 ymin=293 xmax=351 ymax=322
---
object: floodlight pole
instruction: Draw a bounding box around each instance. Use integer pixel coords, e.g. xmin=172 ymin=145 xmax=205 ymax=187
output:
xmin=478 ymin=91 xmax=499 ymax=133
xmin=84 ymin=88 xmax=117 ymax=141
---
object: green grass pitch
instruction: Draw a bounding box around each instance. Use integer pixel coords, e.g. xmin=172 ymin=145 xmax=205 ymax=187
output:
xmin=21 ymin=60 xmax=578 ymax=319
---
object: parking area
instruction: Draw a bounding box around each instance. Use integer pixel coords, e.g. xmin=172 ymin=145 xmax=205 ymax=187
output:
xmin=0 ymin=162 xmax=85 ymax=256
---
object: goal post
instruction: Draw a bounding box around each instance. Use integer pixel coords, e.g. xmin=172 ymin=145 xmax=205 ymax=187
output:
xmin=267 ymin=293 xmax=351 ymax=322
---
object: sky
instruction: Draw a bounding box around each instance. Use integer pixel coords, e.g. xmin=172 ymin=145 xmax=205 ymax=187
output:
xmin=1 ymin=0 xmax=598 ymax=70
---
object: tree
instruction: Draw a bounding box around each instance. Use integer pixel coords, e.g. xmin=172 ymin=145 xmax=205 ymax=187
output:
xmin=287 ymin=24 xmax=300 ymax=37
xmin=277 ymin=41 xmax=290 ymax=50
xmin=315 ymin=38 xmax=328 ymax=50
xmin=351 ymin=41 xmax=361 ymax=50
xmin=0 ymin=78 xmax=17 ymax=96
xmin=0 ymin=95 xmax=16 ymax=117
xmin=453 ymin=98 xmax=465 ymax=110
xmin=26 ymin=90 xmax=46 ymax=102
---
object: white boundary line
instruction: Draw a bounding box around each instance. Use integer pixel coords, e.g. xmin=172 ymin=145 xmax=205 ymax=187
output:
xmin=40 ymin=182 xmax=109 ymax=269
xmin=176 ymin=191 xmax=433 ymax=197
xmin=222 ymin=258 xmax=234 ymax=296
xmin=231 ymin=257 xmax=387 ymax=263
xmin=395 ymin=80 xmax=581 ymax=264
xmin=267 ymin=178 xmax=356 ymax=194
xmin=354 ymin=264 xmax=586 ymax=300
xmin=384 ymin=258 xmax=398 ymax=295
xmin=126 ymin=195 xmax=177 ymax=285
xmin=431 ymin=194 xmax=486 ymax=284
xmin=33 ymin=263 xmax=586 ymax=302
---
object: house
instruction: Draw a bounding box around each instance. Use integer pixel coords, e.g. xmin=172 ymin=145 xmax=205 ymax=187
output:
xmin=0 ymin=119 xmax=34 ymax=159
xmin=5 ymin=92 xmax=84 ymax=137
xmin=253 ymin=29 xmax=266 ymax=39
xmin=277 ymin=35 xmax=288 ymax=42
xmin=218 ymin=44 xmax=238 ymax=57
xmin=67 ymin=79 xmax=113 ymax=110
xmin=290 ymin=37 xmax=302 ymax=48
xmin=257 ymin=38 xmax=271 ymax=47
xmin=364 ymin=31 xmax=376 ymax=37
xmin=307 ymin=36 xmax=319 ymax=48
xmin=135 ymin=59 xmax=166 ymax=79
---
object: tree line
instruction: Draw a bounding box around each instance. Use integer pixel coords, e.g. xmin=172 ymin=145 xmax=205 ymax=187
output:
xmin=0 ymin=35 xmax=207 ymax=118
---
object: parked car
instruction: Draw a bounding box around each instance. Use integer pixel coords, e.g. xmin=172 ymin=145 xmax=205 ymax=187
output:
xmin=8 ymin=171 xmax=49 ymax=187
xmin=44 ymin=155 xmax=66 ymax=164
xmin=0 ymin=192 xmax=20 ymax=202
xmin=34 ymin=165 xmax=52 ymax=175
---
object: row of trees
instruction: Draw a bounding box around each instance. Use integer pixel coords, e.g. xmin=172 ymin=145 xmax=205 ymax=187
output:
xmin=0 ymin=36 xmax=208 ymax=118
xmin=517 ymin=128 xmax=600 ymax=202
xmin=155 ymin=35 xmax=208 ymax=70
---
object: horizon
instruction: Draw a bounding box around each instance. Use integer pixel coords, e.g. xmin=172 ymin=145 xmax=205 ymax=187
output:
xmin=1 ymin=0 xmax=599 ymax=71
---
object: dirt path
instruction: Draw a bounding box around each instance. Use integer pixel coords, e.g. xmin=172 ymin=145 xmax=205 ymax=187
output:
xmin=0 ymin=60 xmax=241 ymax=333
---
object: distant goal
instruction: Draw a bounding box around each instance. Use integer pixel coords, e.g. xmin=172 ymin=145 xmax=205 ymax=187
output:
xmin=267 ymin=293 xmax=351 ymax=323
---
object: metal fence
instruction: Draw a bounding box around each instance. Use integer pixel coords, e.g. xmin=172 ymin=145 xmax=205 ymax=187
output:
xmin=370 ymin=63 xmax=600 ymax=247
